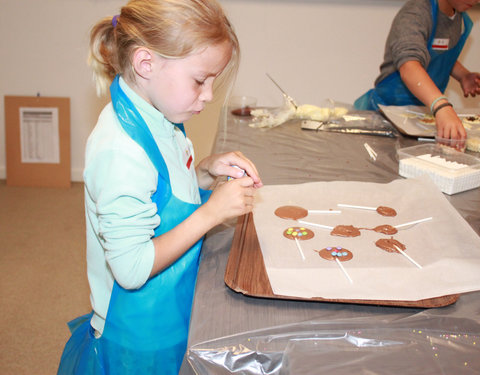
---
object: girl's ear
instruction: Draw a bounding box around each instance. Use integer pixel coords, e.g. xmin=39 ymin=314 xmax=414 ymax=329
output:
xmin=132 ymin=47 xmax=155 ymax=79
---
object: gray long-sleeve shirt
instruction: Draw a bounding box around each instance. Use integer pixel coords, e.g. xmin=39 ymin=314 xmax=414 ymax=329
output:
xmin=374 ymin=0 xmax=462 ymax=86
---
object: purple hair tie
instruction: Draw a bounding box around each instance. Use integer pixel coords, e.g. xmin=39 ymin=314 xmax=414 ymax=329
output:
xmin=112 ymin=15 xmax=119 ymax=28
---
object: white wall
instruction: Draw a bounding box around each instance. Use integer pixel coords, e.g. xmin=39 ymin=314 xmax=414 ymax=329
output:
xmin=223 ymin=0 xmax=480 ymax=107
xmin=1 ymin=0 xmax=479 ymax=181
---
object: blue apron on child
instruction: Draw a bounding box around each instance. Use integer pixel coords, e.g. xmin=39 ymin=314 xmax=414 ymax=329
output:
xmin=58 ymin=75 xmax=211 ymax=374
xmin=354 ymin=0 xmax=472 ymax=110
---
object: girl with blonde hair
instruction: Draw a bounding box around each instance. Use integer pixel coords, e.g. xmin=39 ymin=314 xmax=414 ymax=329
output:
xmin=58 ymin=1 xmax=262 ymax=373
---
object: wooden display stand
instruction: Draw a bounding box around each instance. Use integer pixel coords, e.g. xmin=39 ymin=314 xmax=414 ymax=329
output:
xmin=4 ymin=96 xmax=71 ymax=188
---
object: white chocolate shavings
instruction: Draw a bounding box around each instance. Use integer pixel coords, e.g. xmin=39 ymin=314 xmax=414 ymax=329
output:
xmin=296 ymin=105 xmax=348 ymax=122
xmin=249 ymin=103 xmax=349 ymax=129
xmin=467 ymin=137 xmax=480 ymax=152
xmin=416 ymin=154 xmax=466 ymax=170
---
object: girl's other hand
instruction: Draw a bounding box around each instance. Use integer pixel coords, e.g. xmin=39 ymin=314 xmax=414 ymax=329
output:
xmin=196 ymin=151 xmax=263 ymax=189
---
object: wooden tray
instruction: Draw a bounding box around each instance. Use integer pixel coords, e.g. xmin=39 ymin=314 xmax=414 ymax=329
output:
xmin=224 ymin=213 xmax=460 ymax=308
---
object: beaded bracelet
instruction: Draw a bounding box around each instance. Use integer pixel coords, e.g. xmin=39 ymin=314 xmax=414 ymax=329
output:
xmin=430 ymin=95 xmax=448 ymax=113
xmin=433 ymin=102 xmax=453 ymax=117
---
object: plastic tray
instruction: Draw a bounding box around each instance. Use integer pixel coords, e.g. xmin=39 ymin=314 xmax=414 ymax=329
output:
xmin=398 ymin=144 xmax=480 ymax=194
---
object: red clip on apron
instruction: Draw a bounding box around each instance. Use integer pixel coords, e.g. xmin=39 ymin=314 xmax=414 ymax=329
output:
xmin=354 ymin=0 xmax=472 ymax=110
xmin=58 ymin=75 xmax=211 ymax=374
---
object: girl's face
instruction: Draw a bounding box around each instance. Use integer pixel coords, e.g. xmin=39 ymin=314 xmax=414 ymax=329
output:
xmin=144 ymin=41 xmax=232 ymax=124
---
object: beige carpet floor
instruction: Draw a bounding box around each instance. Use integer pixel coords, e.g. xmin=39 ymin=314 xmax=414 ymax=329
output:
xmin=0 ymin=180 xmax=91 ymax=374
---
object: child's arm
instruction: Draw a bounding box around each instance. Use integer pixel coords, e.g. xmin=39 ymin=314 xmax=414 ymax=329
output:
xmin=149 ymin=175 xmax=256 ymax=276
xmin=451 ymin=61 xmax=480 ymax=98
xmin=195 ymin=151 xmax=263 ymax=190
xmin=399 ymin=60 xmax=466 ymax=139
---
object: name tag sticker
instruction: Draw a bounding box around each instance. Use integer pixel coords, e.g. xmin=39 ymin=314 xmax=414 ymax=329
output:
xmin=432 ymin=38 xmax=449 ymax=50
xmin=185 ymin=151 xmax=193 ymax=169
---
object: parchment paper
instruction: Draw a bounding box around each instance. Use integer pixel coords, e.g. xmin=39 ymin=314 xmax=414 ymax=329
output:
xmin=252 ymin=176 xmax=480 ymax=301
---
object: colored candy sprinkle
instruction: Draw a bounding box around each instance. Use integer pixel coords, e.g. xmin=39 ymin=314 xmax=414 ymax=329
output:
xmin=325 ymin=246 xmax=349 ymax=257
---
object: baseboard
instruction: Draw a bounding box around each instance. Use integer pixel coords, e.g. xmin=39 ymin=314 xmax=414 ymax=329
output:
xmin=0 ymin=166 xmax=84 ymax=182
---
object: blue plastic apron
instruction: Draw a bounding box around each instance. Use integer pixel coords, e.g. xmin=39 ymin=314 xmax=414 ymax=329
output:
xmin=354 ymin=0 xmax=472 ymax=110
xmin=58 ymin=75 xmax=210 ymax=374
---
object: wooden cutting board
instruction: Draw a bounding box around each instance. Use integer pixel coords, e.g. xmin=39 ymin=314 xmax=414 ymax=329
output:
xmin=224 ymin=213 xmax=459 ymax=308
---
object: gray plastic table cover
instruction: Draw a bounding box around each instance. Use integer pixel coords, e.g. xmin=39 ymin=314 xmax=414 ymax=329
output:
xmin=180 ymin=111 xmax=480 ymax=374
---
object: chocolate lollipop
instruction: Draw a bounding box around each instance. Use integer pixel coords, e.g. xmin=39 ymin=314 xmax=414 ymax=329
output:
xmin=375 ymin=238 xmax=422 ymax=268
xmin=337 ymin=204 xmax=397 ymax=217
xmin=283 ymin=226 xmax=314 ymax=261
xmin=316 ymin=246 xmax=353 ymax=283
xmin=283 ymin=226 xmax=314 ymax=240
xmin=297 ymin=221 xmax=361 ymax=237
xmin=375 ymin=237 xmax=405 ymax=253
xmin=331 ymin=225 xmax=361 ymax=237
xmin=376 ymin=206 xmax=397 ymax=217
xmin=275 ymin=205 xmax=308 ymax=220
xmin=317 ymin=246 xmax=353 ymax=261
xmin=372 ymin=225 xmax=398 ymax=235
xmin=275 ymin=205 xmax=341 ymax=220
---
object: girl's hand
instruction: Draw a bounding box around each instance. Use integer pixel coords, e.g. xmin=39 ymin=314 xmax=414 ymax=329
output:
xmin=202 ymin=176 xmax=256 ymax=225
xmin=435 ymin=105 xmax=466 ymax=140
xmin=460 ymin=72 xmax=480 ymax=98
xmin=196 ymin=151 xmax=263 ymax=189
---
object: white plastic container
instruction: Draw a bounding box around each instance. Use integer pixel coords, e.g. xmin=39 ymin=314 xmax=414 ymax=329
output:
xmin=398 ymin=144 xmax=480 ymax=195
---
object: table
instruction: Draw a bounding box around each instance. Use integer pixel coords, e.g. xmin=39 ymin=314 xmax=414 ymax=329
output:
xmin=180 ymin=111 xmax=480 ymax=374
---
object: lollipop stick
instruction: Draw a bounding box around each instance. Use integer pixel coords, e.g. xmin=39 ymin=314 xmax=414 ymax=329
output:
xmin=394 ymin=245 xmax=422 ymax=269
xmin=395 ymin=217 xmax=432 ymax=229
xmin=335 ymin=258 xmax=353 ymax=283
xmin=294 ymin=237 xmax=306 ymax=261
xmin=337 ymin=204 xmax=376 ymax=211
xmin=308 ymin=210 xmax=341 ymax=214
xmin=364 ymin=143 xmax=377 ymax=160
xmin=298 ymin=220 xmax=333 ymax=230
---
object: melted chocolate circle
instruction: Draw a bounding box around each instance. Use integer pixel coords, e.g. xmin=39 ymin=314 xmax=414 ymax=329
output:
xmin=372 ymin=225 xmax=398 ymax=235
xmin=275 ymin=205 xmax=308 ymax=220
xmin=331 ymin=225 xmax=361 ymax=237
xmin=318 ymin=246 xmax=353 ymax=262
xmin=376 ymin=206 xmax=397 ymax=217
xmin=283 ymin=227 xmax=314 ymax=240
xmin=375 ymin=238 xmax=406 ymax=253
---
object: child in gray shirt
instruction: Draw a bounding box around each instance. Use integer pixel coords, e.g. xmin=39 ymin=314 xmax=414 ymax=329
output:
xmin=355 ymin=0 xmax=480 ymax=140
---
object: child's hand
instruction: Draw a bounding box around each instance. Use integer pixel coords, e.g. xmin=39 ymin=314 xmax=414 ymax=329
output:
xmin=435 ymin=105 xmax=467 ymax=140
xmin=196 ymin=151 xmax=263 ymax=189
xmin=203 ymin=176 xmax=256 ymax=225
xmin=460 ymin=72 xmax=480 ymax=98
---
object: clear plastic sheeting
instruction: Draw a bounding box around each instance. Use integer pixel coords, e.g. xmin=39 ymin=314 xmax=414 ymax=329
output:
xmin=188 ymin=313 xmax=480 ymax=374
